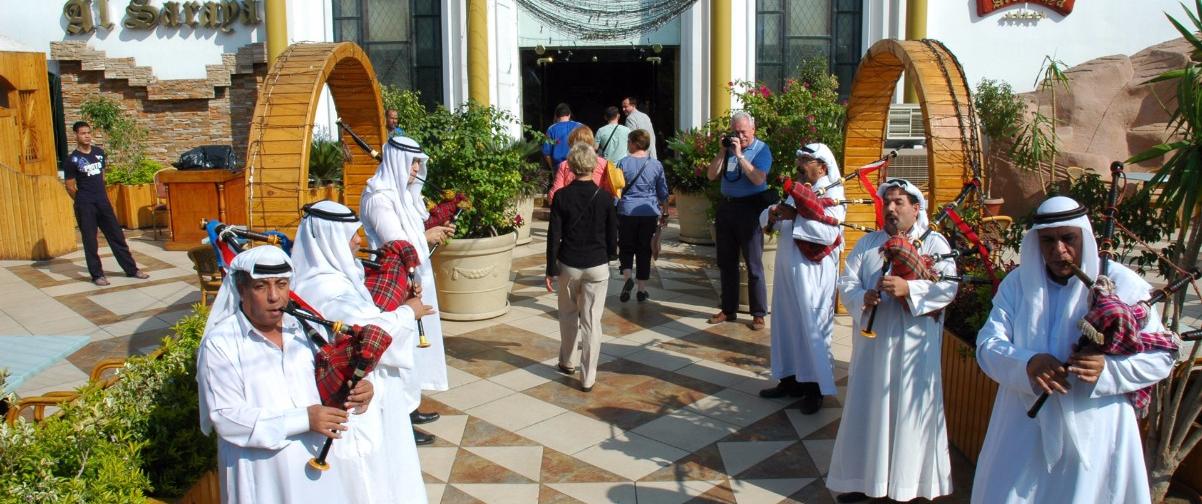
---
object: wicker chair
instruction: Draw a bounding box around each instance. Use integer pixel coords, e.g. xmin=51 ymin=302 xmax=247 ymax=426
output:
xmin=187 ymin=245 xmax=223 ymax=306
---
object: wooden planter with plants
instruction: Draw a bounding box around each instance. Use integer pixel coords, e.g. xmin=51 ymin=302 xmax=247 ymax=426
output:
xmin=940 ymin=331 xmax=998 ymax=463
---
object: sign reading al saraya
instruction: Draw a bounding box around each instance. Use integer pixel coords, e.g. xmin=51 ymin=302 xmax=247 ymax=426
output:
xmin=63 ymin=0 xmax=261 ymax=35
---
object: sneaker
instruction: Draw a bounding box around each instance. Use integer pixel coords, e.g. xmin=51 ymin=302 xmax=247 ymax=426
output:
xmin=93 ymin=277 xmax=110 ymax=286
xmin=636 ymin=290 xmax=649 ymax=302
xmin=619 ymin=278 xmax=634 ymax=303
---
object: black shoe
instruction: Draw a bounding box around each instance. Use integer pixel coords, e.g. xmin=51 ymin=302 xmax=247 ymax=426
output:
xmin=556 ymin=363 xmax=576 ymax=375
xmin=413 ymin=428 xmax=435 ymax=446
xmin=410 ymin=410 xmax=440 ymax=425
xmin=636 ymin=290 xmax=649 ymax=302
xmin=835 ymin=492 xmax=870 ymax=503
xmin=759 ymin=376 xmax=801 ymax=398
xmin=798 ymin=382 xmax=824 ymax=415
xmin=620 ymin=278 xmax=634 ymax=302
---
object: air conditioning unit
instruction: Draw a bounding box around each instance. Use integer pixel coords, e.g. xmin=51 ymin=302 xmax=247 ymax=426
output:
xmin=884 ymin=147 xmax=929 ymax=191
xmin=886 ymin=104 xmax=925 ymax=142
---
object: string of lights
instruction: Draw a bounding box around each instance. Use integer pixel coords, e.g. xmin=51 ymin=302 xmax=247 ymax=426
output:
xmin=515 ymin=0 xmax=700 ymax=41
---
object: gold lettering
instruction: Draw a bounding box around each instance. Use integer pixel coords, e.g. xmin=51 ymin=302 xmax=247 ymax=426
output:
xmin=123 ymin=0 xmax=159 ymax=29
xmin=63 ymin=0 xmax=95 ymax=35
xmin=220 ymin=1 xmax=240 ymax=32
xmin=199 ymin=1 xmax=221 ymax=29
xmin=240 ymin=0 xmax=260 ymax=25
xmin=97 ymin=0 xmax=114 ymax=30
xmin=160 ymin=1 xmax=181 ymax=27
xmin=182 ymin=1 xmax=202 ymax=27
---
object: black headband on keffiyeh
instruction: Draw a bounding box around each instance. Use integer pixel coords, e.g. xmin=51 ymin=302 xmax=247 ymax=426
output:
xmin=387 ymin=136 xmax=424 ymax=153
xmin=303 ymin=202 xmax=360 ymax=223
xmin=252 ymin=262 xmax=292 ymax=275
xmin=1031 ymin=203 xmax=1088 ymax=225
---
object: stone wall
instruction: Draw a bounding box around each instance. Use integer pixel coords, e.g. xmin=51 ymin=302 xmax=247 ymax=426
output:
xmin=51 ymin=41 xmax=267 ymax=168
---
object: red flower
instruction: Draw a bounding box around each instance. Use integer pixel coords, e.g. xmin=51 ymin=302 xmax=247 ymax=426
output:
xmin=806 ymin=114 xmax=815 ymax=123
xmin=758 ymin=85 xmax=771 ymax=97
xmin=693 ymin=165 xmax=704 ymax=177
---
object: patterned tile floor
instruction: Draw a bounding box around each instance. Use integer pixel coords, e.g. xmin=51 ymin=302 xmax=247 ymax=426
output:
xmin=3 ymin=217 xmax=1198 ymax=503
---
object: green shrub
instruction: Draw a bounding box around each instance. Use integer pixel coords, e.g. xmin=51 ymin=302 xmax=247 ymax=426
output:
xmin=104 ymin=158 xmax=164 ymax=186
xmin=0 ymin=305 xmax=215 ymax=502
xmin=81 ymin=96 xmax=156 ymax=186
xmin=309 ymin=132 xmax=348 ymax=187
xmin=664 ymin=118 xmax=725 ymax=194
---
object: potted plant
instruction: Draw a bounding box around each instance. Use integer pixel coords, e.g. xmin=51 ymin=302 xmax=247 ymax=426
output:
xmin=973 ymin=78 xmax=1026 ymax=214
xmin=510 ymin=138 xmax=545 ymax=245
xmin=80 ymin=96 xmax=163 ymax=229
xmin=665 ymin=120 xmax=723 ymax=245
xmin=307 ymin=129 xmax=347 ymax=204
xmin=393 ymin=93 xmax=535 ymax=320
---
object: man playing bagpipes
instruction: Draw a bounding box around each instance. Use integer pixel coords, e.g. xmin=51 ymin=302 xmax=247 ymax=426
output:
xmin=756 ymin=143 xmax=845 ymax=415
xmin=291 ymin=200 xmax=435 ymax=504
xmin=973 ymin=196 xmax=1176 ymax=504
xmin=196 ymin=245 xmax=375 ymax=503
xmin=827 ymin=178 xmax=959 ymax=503
xmin=359 ymin=136 xmax=454 ymax=444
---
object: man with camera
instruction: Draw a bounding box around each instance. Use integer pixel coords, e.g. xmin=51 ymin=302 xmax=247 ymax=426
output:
xmin=706 ymin=111 xmax=775 ymax=330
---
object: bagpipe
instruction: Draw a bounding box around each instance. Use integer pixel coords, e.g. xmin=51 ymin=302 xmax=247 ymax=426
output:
xmin=1027 ymin=162 xmax=1202 ymax=417
xmin=860 ymin=232 xmax=950 ymax=338
xmin=279 ymin=298 xmax=392 ymax=472
xmin=361 ymin=240 xmax=430 ymax=348
xmin=202 ymin=219 xmax=377 ymax=272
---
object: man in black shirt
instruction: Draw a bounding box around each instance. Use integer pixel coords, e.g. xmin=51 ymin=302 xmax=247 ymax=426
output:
xmin=63 ymin=121 xmax=149 ymax=286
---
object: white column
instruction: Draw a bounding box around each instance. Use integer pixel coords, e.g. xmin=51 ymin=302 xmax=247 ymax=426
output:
xmin=679 ymin=0 xmax=707 ymax=129
xmin=491 ymin=0 xmax=523 ymax=138
xmin=442 ymin=0 xmax=468 ymax=109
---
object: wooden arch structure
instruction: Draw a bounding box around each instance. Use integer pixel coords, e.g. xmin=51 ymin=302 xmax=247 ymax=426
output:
xmin=244 ymin=42 xmax=385 ymax=233
xmin=841 ymin=39 xmax=984 ymax=241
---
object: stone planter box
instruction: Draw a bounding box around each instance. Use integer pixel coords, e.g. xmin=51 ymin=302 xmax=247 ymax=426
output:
xmin=106 ymin=183 xmax=157 ymax=229
xmin=431 ymin=232 xmax=516 ymax=321
xmin=940 ymin=331 xmax=998 ymax=463
xmin=675 ymin=191 xmax=713 ymax=245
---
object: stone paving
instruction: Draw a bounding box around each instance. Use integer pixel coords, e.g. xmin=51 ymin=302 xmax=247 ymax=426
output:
xmin=4 ymin=217 xmax=1199 ymax=503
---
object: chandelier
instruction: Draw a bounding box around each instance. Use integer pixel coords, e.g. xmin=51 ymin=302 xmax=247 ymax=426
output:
xmin=516 ymin=0 xmax=701 ymax=41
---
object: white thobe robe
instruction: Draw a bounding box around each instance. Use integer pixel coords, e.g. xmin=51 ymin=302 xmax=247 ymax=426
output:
xmin=827 ymin=227 xmax=958 ymax=500
xmin=295 ymin=278 xmax=428 ymax=504
xmin=197 ymin=311 xmax=348 ymax=504
xmin=972 ymin=263 xmax=1174 ymax=503
xmin=765 ymin=190 xmax=844 ymax=395
xmin=361 ymin=194 xmax=450 ymax=401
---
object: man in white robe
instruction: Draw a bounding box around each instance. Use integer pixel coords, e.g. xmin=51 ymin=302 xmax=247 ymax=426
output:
xmin=758 ymin=143 xmax=844 ymax=415
xmin=972 ymin=196 xmax=1175 ymax=503
xmin=197 ymin=245 xmax=373 ymax=503
xmin=291 ymin=200 xmax=433 ymax=504
xmin=360 ymin=136 xmax=454 ymax=444
xmin=827 ymin=178 xmax=958 ymax=502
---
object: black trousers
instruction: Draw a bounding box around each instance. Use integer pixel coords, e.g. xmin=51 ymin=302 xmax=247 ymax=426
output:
xmin=74 ymin=199 xmax=138 ymax=280
xmin=714 ymin=193 xmax=772 ymax=317
xmin=618 ymin=214 xmax=659 ymax=280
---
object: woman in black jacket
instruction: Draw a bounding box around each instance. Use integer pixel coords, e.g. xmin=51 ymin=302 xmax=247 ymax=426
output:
xmin=545 ymin=142 xmax=618 ymax=392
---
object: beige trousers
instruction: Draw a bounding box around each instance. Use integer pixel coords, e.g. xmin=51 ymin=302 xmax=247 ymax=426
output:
xmin=557 ymin=263 xmax=609 ymax=388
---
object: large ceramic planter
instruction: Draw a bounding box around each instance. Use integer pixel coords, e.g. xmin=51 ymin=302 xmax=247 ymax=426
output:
xmin=738 ymin=233 xmax=776 ymax=313
xmin=675 ymin=191 xmax=713 ymax=245
xmin=940 ymin=331 xmax=998 ymax=463
xmin=431 ymin=232 xmax=517 ymax=321
xmin=512 ymin=196 xmax=535 ymax=245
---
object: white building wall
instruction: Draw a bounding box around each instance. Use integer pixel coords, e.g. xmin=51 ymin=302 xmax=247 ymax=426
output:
xmin=679 ymin=0 xmax=707 ymax=129
xmin=491 ymin=0 xmax=522 ymax=138
xmin=442 ymin=0 xmax=469 ymax=109
xmin=0 ymin=0 xmax=263 ymax=79
xmin=923 ymin=0 xmax=1184 ymax=92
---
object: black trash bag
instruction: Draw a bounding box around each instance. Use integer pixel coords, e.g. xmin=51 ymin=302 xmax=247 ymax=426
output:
xmin=173 ymin=145 xmax=241 ymax=172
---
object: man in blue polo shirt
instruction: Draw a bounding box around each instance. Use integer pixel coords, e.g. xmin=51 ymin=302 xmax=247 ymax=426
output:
xmin=63 ymin=121 xmax=149 ymax=286
xmin=705 ymin=111 xmax=775 ymax=330
xmin=542 ymin=103 xmax=582 ymax=171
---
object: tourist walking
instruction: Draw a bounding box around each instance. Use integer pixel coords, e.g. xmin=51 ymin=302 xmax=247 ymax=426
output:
xmin=621 ymin=96 xmax=656 ymax=159
xmin=596 ymin=106 xmax=630 ymax=163
xmin=615 ymin=129 xmax=667 ymax=303
xmin=547 ymin=125 xmax=612 ymax=202
xmin=545 ymin=142 xmax=617 ymax=392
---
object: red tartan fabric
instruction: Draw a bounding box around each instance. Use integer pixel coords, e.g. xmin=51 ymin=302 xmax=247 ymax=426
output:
xmin=881 ymin=235 xmax=939 ymax=281
xmin=1084 ymin=292 xmax=1179 ymax=410
xmin=314 ymin=324 xmax=393 ymax=407
xmin=363 ymin=240 xmax=421 ymax=311
xmin=425 ymin=193 xmax=469 ymax=229
xmin=796 ymin=234 xmax=842 ymax=262
xmin=786 ymin=181 xmax=840 ymax=226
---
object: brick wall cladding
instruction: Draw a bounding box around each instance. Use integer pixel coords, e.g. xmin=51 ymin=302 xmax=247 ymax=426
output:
xmin=53 ymin=42 xmax=267 ymax=169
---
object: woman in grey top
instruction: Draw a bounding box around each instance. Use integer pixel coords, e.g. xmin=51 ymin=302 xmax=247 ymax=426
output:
xmin=615 ymin=129 xmax=669 ymax=302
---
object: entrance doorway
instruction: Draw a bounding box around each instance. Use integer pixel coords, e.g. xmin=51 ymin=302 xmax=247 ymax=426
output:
xmin=521 ymin=46 xmax=678 ymax=160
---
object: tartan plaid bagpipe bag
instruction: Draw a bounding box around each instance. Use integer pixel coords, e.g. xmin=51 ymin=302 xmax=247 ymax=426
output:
xmin=780 ymin=178 xmax=843 ymax=261
xmin=1080 ymin=276 xmax=1178 ymax=410
xmin=363 ymin=239 xmax=423 ymax=311
xmin=287 ymin=298 xmax=394 ymax=408
xmin=880 ymin=234 xmax=940 ymax=282
xmin=425 ymin=192 xmax=470 ymax=230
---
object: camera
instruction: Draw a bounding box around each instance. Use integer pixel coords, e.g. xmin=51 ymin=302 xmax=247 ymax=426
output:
xmin=720 ymin=132 xmax=739 ymax=148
